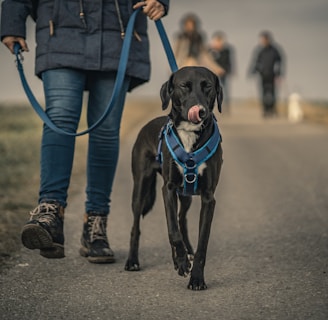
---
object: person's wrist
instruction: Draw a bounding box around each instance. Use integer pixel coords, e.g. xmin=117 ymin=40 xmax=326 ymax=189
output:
xmin=157 ymin=1 xmax=168 ymax=16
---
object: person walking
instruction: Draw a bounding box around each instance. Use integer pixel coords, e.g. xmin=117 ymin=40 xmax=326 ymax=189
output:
xmin=0 ymin=0 xmax=169 ymax=263
xmin=174 ymin=13 xmax=224 ymax=76
xmin=249 ymin=31 xmax=284 ymax=117
xmin=209 ymin=31 xmax=235 ymax=112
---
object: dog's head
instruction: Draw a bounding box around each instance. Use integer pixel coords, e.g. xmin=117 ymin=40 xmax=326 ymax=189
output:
xmin=160 ymin=66 xmax=223 ymax=128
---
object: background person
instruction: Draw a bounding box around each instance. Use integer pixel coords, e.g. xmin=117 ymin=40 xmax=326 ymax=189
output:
xmin=1 ymin=0 xmax=168 ymax=263
xmin=174 ymin=13 xmax=224 ymax=76
xmin=209 ymin=31 xmax=235 ymax=112
xmin=249 ymin=31 xmax=285 ymax=117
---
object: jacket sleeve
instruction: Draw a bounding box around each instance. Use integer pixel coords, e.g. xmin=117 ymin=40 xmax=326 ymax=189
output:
xmin=274 ymin=46 xmax=285 ymax=77
xmin=0 ymin=0 xmax=33 ymax=41
xmin=225 ymin=47 xmax=233 ymax=75
xmin=248 ymin=47 xmax=261 ymax=76
xmin=158 ymin=0 xmax=169 ymax=16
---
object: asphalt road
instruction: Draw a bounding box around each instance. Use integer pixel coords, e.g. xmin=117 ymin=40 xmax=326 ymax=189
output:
xmin=1 ymin=103 xmax=327 ymax=320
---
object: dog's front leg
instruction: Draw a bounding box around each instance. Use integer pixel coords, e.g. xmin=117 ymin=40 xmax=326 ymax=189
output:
xmin=188 ymin=191 xmax=216 ymax=290
xmin=178 ymin=194 xmax=194 ymax=258
xmin=162 ymin=183 xmax=191 ymax=277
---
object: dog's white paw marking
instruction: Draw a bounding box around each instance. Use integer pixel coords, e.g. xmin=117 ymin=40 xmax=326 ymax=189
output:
xmin=188 ymin=254 xmax=194 ymax=270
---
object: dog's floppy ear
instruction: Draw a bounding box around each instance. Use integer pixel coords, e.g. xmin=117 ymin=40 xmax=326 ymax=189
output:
xmin=216 ymin=77 xmax=223 ymax=113
xmin=160 ymin=74 xmax=174 ymax=110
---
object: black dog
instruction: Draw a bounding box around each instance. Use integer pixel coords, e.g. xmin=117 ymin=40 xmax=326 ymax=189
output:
xmin=125 ymin=66 xmax=223 ymax=290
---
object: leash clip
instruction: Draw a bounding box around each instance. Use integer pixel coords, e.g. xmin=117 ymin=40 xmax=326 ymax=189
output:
xmin=166 ymin=119 xmax=174 ymax=133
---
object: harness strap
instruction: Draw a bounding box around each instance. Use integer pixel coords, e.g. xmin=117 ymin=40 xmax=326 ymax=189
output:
xmin=161 ymin=118 xmax=221 ymax=195
xmin=14 ymin=8 xmax=178 ymax=136
xmin=166 ymin=121 xmax=221 ymax=166
xmin=156 ymin=122 xmax=167 ymax=164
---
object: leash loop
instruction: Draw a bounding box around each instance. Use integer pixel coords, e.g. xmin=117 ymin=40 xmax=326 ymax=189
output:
xmin=185 ymin=173 xmax=197 ymax=184
xmin=185 ymin=159 xmax=197 ymax=170
xmin=14 ymin=8 xmax=177 ymax=136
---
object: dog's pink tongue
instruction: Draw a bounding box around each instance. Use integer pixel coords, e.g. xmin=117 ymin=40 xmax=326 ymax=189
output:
xmin=188 ymin=105 xmax=202 ymax=124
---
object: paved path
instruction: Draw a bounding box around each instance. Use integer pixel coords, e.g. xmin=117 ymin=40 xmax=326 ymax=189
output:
xmin=1 ymin=102 xmax=327 ymax=320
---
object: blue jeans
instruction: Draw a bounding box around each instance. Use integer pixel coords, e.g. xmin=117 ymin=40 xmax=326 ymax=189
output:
xmin=40 ymin=68 xmax=130 ymax=215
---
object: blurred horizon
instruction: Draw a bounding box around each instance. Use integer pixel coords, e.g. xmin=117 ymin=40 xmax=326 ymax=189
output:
xmin=1 ymin=0 xmax=328 ymax=103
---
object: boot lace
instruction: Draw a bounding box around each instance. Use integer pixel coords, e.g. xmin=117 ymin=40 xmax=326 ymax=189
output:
xmin=87 ymin=216 xmax=108 ymax=243
xmin=30 ymin=203 xmax=58 ymax=225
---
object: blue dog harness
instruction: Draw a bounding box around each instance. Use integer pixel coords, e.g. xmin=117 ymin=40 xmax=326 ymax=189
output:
xmin=157 ymin=117 xmax=222 ymax=196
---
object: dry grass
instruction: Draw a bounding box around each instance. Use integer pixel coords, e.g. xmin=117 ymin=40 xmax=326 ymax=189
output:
xmin=0 ymin=105 xmax=41 ymax=263
xmin=276 ymin=100 xmax=328 ymax=125
xmin=302 ymin=102 xmax=328 ymax=125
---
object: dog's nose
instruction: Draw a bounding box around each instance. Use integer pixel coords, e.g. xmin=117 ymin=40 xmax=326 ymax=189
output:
xmin=188 ymin=105 xmax=205 ymax=124
xmin=199 ymin=108 xmax=206 ymax=119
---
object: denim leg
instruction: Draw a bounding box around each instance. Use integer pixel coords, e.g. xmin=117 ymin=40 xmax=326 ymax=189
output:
xmin=85 ymin=72 xmax=130 ymax=215
xmin=40 ymin=69 xmax=86 ymax=207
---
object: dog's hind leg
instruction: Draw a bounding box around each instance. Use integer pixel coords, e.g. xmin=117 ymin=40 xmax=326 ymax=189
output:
xmin=125 ymin=210 xmax=142 ymax=271
xmin=178 ymin=195 xmax=194 ymax=258
xmin=125 ymin=165 xmax=157 ymax=271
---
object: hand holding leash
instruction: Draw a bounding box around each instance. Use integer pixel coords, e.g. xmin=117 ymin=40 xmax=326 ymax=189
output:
xmin=133 ymin=0 xmax=165 ymax=21
xmin=2 ymin=36 xmax=29 ymax=54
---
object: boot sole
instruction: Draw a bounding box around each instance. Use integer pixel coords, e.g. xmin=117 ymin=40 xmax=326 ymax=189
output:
xmin=21 ymin=224 xmax=65 ymax=259
xmin=79 ymin=246 xmax=115 ymax=264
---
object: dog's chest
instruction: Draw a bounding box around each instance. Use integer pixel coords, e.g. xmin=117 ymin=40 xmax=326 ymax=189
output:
xmin=176 ymin=123 xmax=207 ymax=176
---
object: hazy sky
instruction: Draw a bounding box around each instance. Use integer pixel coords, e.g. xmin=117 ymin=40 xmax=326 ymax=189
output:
xmin=1 ymin=0 xmax=327 ymax=102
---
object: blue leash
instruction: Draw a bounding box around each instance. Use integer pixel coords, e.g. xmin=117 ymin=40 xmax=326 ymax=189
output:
xmin=14 ymin=8 xmax=178 ymax=136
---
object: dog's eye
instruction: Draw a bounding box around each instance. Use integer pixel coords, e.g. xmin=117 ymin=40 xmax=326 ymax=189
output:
xmin=201 ymin=81 xmax=212 ymax=90
xmin=179 ymin=82 xmax=191 ymax=90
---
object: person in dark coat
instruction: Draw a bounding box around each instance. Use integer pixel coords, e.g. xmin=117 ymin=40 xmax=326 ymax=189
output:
xmin=249 ymin=31 xmax=284 ymax=117
xmin=173 ymin=13 xmax=224 ymax=76
xmin=1 ymin=0 xmax=169 ymax=263
xmin=209 ymin=31 xmax=235 ymax=112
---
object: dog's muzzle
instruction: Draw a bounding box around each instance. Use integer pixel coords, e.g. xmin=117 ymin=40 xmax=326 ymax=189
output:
xmin=188 ymin=105 xmax=206 ymax=124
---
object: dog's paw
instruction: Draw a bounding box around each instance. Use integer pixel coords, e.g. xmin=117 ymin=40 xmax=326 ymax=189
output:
xmin=187 ymin=277 xmax=207 ymax=291
xmin=174 ymin=255 xmax=191 ymax=277
xmin=125 ymin=259 xmax=140 ymax=272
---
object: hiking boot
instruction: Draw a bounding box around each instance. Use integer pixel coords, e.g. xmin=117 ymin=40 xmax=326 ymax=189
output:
xmin=21 ymin=202 xmax=65 ymax=258
xmin=79 ymin=213 xmax=115 ymax=263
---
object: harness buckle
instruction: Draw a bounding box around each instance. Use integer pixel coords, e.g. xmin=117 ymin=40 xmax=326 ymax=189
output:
xmin=184 ymin=173 xmax=197 ymax=184
xmin=185 ymin=158 xmax=196 ymax=169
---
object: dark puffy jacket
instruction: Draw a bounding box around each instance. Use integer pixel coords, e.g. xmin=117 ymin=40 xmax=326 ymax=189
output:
xmin=209 ymin=46 xmax=234 ymax=75
xmin=250 ymin=44 xmax=283 ymax=80
xmin=0 ymin=0 xmax=169 ymax=90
